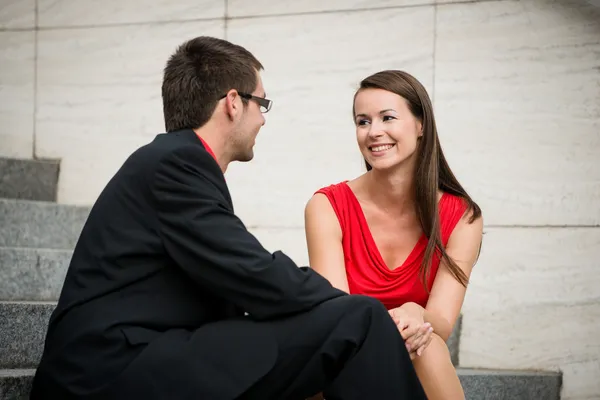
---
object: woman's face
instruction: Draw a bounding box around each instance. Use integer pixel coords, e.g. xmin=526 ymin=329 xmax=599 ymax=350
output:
xmin=354 ymin=88 xmax=422 ymax=171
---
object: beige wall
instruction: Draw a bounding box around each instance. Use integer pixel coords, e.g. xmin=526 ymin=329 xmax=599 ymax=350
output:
xmin=1 ymin=0 xmax=599 ymax=398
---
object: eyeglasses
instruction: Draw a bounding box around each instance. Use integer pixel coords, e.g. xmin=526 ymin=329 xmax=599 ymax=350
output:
xmin=220 ymin=92 xmax=273 ymax=113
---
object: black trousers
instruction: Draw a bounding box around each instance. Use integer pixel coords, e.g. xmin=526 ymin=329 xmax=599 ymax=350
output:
xmin=39 ymin=295 xmax=425 ymax=400
xmin=238 ymin=295 xmax=426 ymax=400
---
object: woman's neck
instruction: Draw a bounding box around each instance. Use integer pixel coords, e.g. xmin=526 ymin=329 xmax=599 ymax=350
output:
xmin=364 ymin=163 xmax=416 ymax=216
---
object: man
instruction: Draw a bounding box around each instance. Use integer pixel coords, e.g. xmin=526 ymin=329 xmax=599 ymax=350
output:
xmin=30 ymin=36 xmax=426 ymax=400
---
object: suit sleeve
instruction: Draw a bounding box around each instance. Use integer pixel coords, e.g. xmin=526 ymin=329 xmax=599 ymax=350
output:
xmin=153 ymin=145 xmax=346 ymax=320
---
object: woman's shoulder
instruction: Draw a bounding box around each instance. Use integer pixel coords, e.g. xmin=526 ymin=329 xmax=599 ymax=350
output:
xmin=438 ymin=191 xmax=471 ymax=223
xmin=307 ymin=180 xmax=358 ymax=233
xmin=439 ymin=190 xmax=468 ymax=209
xmin=438 ymin=191 xmax=483 ymax=239
xmin=307 ymin=181 xmax=351 ymax=217
xmin=314 ymin=180 xmax=349 ymax=196
xmin=314 ymin=174 xmax=368 ymax=197
xmin=439 ymin=191 xmax=482 ymax=219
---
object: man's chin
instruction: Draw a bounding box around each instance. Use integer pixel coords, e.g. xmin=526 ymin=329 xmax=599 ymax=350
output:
xmin=234 ymin=150 xmax=254 ymax=163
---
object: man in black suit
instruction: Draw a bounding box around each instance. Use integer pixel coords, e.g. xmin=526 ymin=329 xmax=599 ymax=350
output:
xmin=30 ymin=36 xmax=425 ymax=400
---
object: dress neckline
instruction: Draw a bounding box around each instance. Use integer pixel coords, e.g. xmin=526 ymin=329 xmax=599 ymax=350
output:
xmin=341 ymin=181 xmax=446 ymax=273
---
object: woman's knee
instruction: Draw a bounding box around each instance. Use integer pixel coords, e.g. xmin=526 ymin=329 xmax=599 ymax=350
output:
xmin=413 ymin=333 xmax=452 ymax=366
xmin=412 ymin=333 xmax=464 ymax=399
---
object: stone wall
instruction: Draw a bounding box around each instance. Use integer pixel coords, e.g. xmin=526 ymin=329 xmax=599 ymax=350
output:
xmin=1 ymin=0 xmax=599 ymax=398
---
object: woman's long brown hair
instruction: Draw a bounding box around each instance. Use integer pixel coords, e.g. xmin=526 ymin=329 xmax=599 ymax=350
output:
xmin=354 ymin=70 xmax=482 ymax=289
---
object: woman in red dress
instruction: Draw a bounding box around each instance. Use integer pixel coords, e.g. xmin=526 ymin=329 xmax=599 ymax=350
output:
xmin=305 ymin=70 xmax=483 ymax=399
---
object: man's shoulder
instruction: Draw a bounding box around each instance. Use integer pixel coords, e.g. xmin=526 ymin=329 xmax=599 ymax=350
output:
xmin=143 ymin=130 xmax=227 ymax=193
xmin=132 ymin=129 xmax=214 ymax=167
xmin=146 ymin=129 xmax=204 ymax=154
xmin=101 ymin=130 xmax=216 ymax=195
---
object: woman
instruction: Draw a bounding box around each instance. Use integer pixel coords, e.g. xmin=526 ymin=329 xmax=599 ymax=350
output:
xmin=304 ymin=70 xmax=483 ymax=399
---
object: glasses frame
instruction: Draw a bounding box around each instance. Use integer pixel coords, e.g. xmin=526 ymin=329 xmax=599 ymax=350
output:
xmin=220 ymin=91 xmax=272 ymax=113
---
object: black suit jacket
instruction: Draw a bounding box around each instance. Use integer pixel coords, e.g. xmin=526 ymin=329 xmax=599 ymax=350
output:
xmin=30 ymin=129 xmax=345 ymax=399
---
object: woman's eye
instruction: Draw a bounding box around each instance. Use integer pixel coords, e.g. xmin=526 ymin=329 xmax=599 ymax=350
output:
xmin=357 ymin=119 xmax=370 ymax=126
xmin=383 ymin=115 xmax=395 ymax=121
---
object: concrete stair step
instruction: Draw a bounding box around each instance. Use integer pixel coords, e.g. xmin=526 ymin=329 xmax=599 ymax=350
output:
xmin=0 ymin=302 xmax=54 ymax=369
xmin=0 ymin=368 xmax=561 ymax=399
xmin=458 ymin=368 xmax=562 ymax=399
xmin=0 ymin=304 xmax=561 ymax=399
xmin=0 ymin=369 xmax=34 ymax=400
xmin=0 ymin=157 xmax=59 ymax=202
xmin=0 ymin=199 xmax=90 ymax=249
xmin=0 ymin=247 xmax=71 ymax=301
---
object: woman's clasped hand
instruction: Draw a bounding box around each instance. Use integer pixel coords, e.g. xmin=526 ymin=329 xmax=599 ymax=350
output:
xmin=389 ymin=302 xmax=434 ymax=359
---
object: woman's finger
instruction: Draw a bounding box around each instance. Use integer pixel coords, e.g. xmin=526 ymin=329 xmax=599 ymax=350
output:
xmin=417 ymin=326 xmax=434 ymax=356
xmin=388 ymin=309 xmax=408 ymax=331
xmin=406 ymin=323 xmax=429 ymax=348
xmin=415 ymin=326 xmax=431 ymax=350
xmin=416 ymin=324 xmax=431 ymax=344
xmin=400 ymin=324 xmax=419 ymax=341
xmin=400 ymin=321 xmax=421 ymax=341
xmin=408 ymin=323 xmax=431 ymax=353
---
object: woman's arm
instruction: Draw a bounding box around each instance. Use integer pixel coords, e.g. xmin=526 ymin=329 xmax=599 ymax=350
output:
xmin=304 ymin=193 xmax=350 ymax=293
xmin=420 ymin=210 xmax=484 ymax=341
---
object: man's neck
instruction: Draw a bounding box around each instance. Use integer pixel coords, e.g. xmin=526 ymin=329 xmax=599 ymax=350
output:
xmin=193 ymin=126 xmax=230 ymax=174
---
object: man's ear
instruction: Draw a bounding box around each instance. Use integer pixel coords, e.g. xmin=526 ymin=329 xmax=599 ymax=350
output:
xmin=224 ymin=89 xmax=240 ymax=121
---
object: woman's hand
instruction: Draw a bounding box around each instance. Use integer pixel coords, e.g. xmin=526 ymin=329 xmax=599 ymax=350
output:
xmin=406 ymin=322 xmax=434 ymax=358
xmin=389 ymin=303 xmax=434 ymax=359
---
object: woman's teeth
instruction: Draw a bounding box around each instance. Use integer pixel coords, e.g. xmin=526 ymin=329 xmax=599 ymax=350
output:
xmin=371 ymin=144 xmax=394 ymax=152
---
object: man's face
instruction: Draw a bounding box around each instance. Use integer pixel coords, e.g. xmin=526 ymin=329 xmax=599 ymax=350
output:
xmin=230 ymin=73 xmax=267 ymax=162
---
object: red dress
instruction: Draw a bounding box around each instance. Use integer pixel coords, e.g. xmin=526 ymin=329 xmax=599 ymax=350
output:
xmin=315 ymin=182 xmax=467 ymax=310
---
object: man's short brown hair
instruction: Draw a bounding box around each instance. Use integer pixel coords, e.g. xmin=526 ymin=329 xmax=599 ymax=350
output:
xmin=162 ymin=36 xmax=264 ymax=132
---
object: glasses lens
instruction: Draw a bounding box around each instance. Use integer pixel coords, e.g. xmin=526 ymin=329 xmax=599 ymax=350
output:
xmin=263 ymin=99 xmax=272 ymax=113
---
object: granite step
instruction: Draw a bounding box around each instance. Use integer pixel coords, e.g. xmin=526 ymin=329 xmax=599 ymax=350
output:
xmin=0 ymin=369 xmax=34 ymax=400
xmin=0 ymin=302 xmax=54 ymax=369
xmin=0 ymin=368 xmax=561 ymax=399
xmin=0 ymin=301 xmax=462 ymax=369
xmin=0 ymin=247 xmax=71 ymax=301
xmin=458 ymin=368 xmax=562 ymax=399
xmin=0 ymin=157 xmax=60 ymax=202
xmin=0 ymin=199 xmax=90 ymax=249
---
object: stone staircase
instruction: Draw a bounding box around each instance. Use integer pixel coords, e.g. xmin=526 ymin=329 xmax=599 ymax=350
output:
xmin=0 ymin=156 xmax=562 ymax=399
